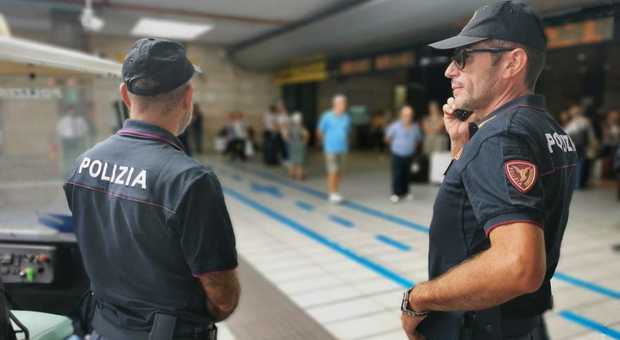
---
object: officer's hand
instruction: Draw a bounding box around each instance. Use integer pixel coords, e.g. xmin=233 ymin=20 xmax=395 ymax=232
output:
xmin=443 ymin=97 xmax=477 ymax=159
xmin=401 ymin=313 xmax=427 ymax=340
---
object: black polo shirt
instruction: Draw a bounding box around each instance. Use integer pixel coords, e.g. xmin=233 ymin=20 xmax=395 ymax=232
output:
xmin=63 ymin=120 xmax=237 ymax=330
xmin=419 ymin=95 xmax=577 ymax=339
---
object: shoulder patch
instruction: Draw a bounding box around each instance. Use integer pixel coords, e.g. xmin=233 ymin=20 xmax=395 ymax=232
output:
xmin=504 ymin=160 xmax=537 ymax=193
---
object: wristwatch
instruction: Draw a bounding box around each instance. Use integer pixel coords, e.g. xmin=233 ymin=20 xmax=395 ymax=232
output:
xmin=401 ymin=287 xmax=429 ymax=318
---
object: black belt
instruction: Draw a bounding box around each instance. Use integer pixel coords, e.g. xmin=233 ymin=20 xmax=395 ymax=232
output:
xmin=93 ymin=309 xmax=217 ymax=340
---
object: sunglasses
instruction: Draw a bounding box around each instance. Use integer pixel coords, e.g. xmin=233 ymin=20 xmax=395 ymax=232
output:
xmin=451 ymin=48 xmax=514 ymax=70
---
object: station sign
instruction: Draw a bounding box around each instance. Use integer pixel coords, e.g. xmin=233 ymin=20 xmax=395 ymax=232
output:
xmin=546 ymin=17 xmax=615 ymax=49
xmin=0 ymin=87 xmax=62 ymax=100
xmin=375 ymin=51 xmax=415 ymax=71
xmin=339 ymin=58 xmax=371 ymax=76
xmin=274 ymin=60 xmax=327 ymax=85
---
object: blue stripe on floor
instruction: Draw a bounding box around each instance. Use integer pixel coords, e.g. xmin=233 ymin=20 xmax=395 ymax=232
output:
xmin=553 ymin=272 xmax=620 ymax=300
xmin=241 ymin=166 xmax=620 ymax=302
xmin=252 ymin=169 xmax=430 ymax=234
xmin=376 ymin=235 xmax=411 ymax=251
xmin=250 ymin=181 xmax=283 ymax=198
xmin=222 ymin=180 xmax=618 ymax=338
xmin=559 ymin=311 xmax=620 ymax=339
xmin=328 ymin=215 xmax=355 ymax=228
xmin=295 ymin=200 xmax=315 ymax=211
xmin=223 ymin=186 xmax=413 ymax=288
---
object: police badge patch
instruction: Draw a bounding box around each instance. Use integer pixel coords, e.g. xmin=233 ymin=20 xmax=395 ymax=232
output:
xmin=505 ymin=160 xmax=537 ymax=193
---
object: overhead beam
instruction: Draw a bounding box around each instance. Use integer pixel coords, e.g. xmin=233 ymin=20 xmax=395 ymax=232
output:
xmin=228 ymin=0 xmax=375 ymax=54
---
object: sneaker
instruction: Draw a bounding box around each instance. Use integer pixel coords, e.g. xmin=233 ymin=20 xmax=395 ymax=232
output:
xmin=390 ymin=195 xmax=400 ymax=203
xmin=406 ymin=193 xmax=414 ymax=201
xmin=329 ymin=193 xmax=343 ymax=204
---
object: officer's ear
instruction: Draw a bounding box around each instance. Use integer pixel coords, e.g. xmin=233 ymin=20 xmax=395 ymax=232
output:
xmin=119 ymin=83 xmax=132 ymax=110
xmin=503 ymin=48 xmax=527 ymax=81
xmin=183 ymin=84 xmax=193 ymax=113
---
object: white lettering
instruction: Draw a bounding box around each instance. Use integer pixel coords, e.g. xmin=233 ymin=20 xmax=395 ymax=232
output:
xmin=545 ymin=133 xmax=555 ymax=153
xmin=131 ymin=170 xmax=147 ymax=189
xmin=101 ymin=163 xmax=111 ymax=181
xmin=110 ymin=164 xmax=117 ymax=183
xmin=89 ymin=160 xmax=102 ymax=177
xmin=125 ymin=168 xmax=134 ymax=186
xmin=78 ymin=159 xmax=147 ymax=190
xmin=546 ymin=132 xmax=577 ymax=154
xmin=78 ymin=157 xmax=91 ymax=173
xmin=115 ymin=166 xmax=128 ymax=185
xmin=553 ymin=133 xmax=564 ymax=152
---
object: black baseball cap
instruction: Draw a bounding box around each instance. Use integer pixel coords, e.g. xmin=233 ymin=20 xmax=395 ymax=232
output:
xmin=122 ymin=38 xmax=202 ymax=96
xmin=429 ymin=1 xmax=547 ymax=50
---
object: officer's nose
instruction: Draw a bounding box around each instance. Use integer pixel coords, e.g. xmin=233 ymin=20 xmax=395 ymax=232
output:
xmin=445 ymin=61 xmax=459 ymax=79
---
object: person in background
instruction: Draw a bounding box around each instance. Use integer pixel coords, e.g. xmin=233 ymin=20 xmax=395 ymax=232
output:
xmin=385 ymin=105 xmax=423 ymax=203
xmin=317 ymin=94 xmax=351 ymax=204
xmin=245 ymin=125 xmax=257 ymax=159
xmin=565 ymin=103 xmax=598 ymax=189
xmin=275 ymin=99 xmax=290 ymax=165
xmin=226 ymin=111 xmax=248 ymax=162
xmin=190 ymin=103 xmax=204 ymax=154
xmin=56 ymin=106 xmax=90 ymax=176
xmin=263 ymin=104 xmax=279 ymax=165
xmin=601 ymin=109 xmax=620 ymax=179
xmin=558 ymin=109 xmax=572 ymax=128
xmin=284 ymin=112 xmax=310 ymax=180
xmin=422 ymin=100 xmax=449 ymax=155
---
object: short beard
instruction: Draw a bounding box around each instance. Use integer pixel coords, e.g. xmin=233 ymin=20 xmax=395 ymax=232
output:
xmin=461 ymin=66 xmax=500 ymax=112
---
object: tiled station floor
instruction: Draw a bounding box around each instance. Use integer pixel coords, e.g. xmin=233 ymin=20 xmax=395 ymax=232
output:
xmin=208 ymin=152 xmax=620 ymax=340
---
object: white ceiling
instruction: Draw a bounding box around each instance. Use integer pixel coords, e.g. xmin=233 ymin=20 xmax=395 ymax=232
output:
xmin=107 ymin=0 xmax=342 ymax=22
xmin=1 ymin=0 xmax=617 ymax=70
xmin=0 ymin=0 xmax=352 ymax=45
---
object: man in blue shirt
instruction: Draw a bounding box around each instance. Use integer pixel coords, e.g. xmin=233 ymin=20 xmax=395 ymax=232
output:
xmin=317 ymin=94 xmax=351 ymax=203
xmin=385 ymin=105 xmax=423 ymax=203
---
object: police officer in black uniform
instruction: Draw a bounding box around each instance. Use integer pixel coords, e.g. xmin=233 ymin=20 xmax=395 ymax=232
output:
xmin=399 ymin=2 xmax=577 ymax=339
xmin=64 ymin=38 xmax=240 ymax=340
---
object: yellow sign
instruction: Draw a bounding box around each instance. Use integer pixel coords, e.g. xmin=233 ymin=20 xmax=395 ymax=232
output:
xmin=546 ymin=17 xmax=614 ymax=49
xmin=375 ymin=51 xmax=415 ymax=71
xmin=274 ymin=61 xmax=327 ymax=85
xmin=339 ymin=58 xmax=371 ymax=76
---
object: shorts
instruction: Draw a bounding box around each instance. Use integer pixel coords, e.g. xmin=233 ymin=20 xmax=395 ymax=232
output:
xmin=325 ymin=153 xmax=346 ymax=174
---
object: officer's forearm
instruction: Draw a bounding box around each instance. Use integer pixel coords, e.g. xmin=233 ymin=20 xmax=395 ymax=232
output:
xmin=409 ymin=252 xmax=517 ymax=312
xmin=410 ymin=224 xmax=545 ymax=312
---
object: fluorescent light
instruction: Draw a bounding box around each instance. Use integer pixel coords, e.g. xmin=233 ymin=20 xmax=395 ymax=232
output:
xmin=131 ymin=18 xmax=212 ymax=41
